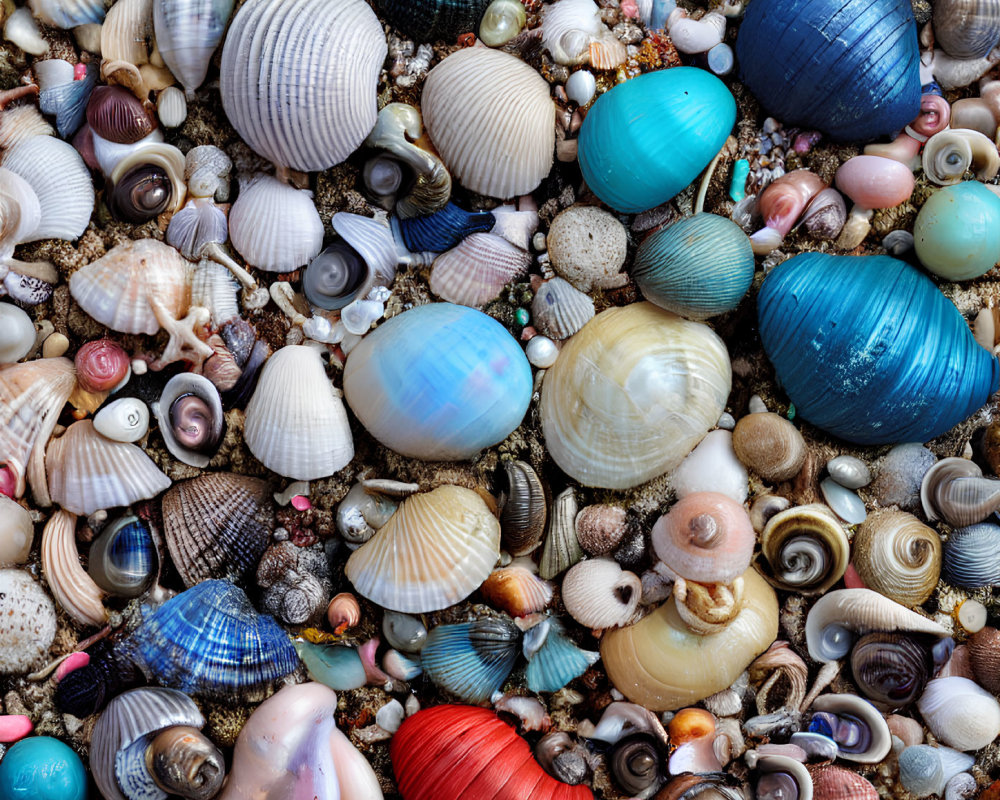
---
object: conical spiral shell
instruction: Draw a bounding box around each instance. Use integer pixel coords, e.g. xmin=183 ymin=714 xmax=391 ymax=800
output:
xmin=422 ymin=47 xmax=555 ymax=199
xmin=852 ymin=509 xmax=941 ymax=607
xmin=153 ymin=0 xmax=233 ymax=95
xmin=758 ymin=504 xmax=849 ymax=595
xmin=40 ymin=509 xmax=107 ymax=628
xmin=220 ymin=0 xmax=386 ymax=171
xmin=430 ymin=232 xmax=532 ymax=307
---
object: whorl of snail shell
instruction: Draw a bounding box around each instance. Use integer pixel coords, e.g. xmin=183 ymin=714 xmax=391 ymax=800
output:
xmin=146 ymin=725 xmax=225 ymax=800
xmin=922 ymin=128 xmax=1000 ymax=185
xmin=921 ymin=456 xmax=1000 ymax=527
xmin=498 ymin=460 xmax=547 ymax=557
xmin=108 ymin=163 xmax=173 ymax=223
xmin=809 ymin=693 xmax=892 ymax=763
xmin=851 ymin=509 xmax=941 ymax=607
xmin=155 ymin=373 xmax=224 ymax=468
xmin=754 ymin=754 xmax=813 ymax=800
xmin=74 ymin=338 xmax=130 ymax=393
xmin=302 ymin=243 xmax=371 ymax=312
xmin=748 ymin=640 xmax=808 ymax=716
xmin=732 ymin=412 xmax=807 ymax=483
xmin=757 ymin=504 xmax=848 ymax=595
xmin=535 ymin=731 xmax=589 ymax=785
xmin=850 ymin=632 xmax=931 ymax=708
xmin=609 ymin=733 xmax=664 ymax=797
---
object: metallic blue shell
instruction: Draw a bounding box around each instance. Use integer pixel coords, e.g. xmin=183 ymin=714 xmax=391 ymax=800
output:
xmin=757 ymin=253 xmax=999 ymax=445
xmin=396 ymin=202 xmax=495 ymax=253
xmin=736 ymin=0 xmax=921 ymax=142
xmin=88 ymin=515 xmax=157 ymax=598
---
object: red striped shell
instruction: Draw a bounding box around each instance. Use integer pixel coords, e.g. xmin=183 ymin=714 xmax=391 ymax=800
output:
xmin=392 ymin=705 xmax=593 ymax=800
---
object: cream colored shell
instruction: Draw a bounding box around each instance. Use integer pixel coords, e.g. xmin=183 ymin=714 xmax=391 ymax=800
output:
xmin=917 ymin=676 xmax=1000 ymax=751
xmin=0 ymin=568 xmax=56 ymax=673
xmin=422 ymin=47 xmax=555 ymax=199
xmin=852 ymin=509 xmax=941 ymax=607
xmin=430 ymin=232 xmax=532 ymax=307
xmin=561 ymin=557 xmax=641 ymax=629
xmin=40 ymin=509 xmax=108 ymax=627
xmin=0 ymin=495 xmax=33 ymax=566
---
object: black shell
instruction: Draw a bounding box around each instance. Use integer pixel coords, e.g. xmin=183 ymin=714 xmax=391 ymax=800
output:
xmin=376 ymin=0 xmax=492 ymax=40
xmin=54 ymin=640 xmax=142 ymax=718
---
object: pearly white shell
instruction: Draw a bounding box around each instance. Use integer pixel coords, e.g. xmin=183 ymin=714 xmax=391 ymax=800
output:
xmin=561 ymin=558 xmax=641 ymax=629
xmin=94 ymin=398 xmax=150 ymax=443
xmin=917 ymin=676 xmax=1000 ymax=751
xmin=156 ymin=85 xmax=188 ymax=128
xmin=153 ymin=0 xmax=233 ymax=97
xmin=0 ymin=495 xmax=33 ymax=566
xmin=0 ymin=303 xmax=36 ymax=364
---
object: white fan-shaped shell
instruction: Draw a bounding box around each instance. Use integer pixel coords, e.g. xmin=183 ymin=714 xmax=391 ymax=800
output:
xmin=29 ymin=0 xmax=106 ymax=28
xmin=562 ymin=557 xmax=641 ymax=629
xmin=101 ymin=0 xmax=153 ymax=65
xmin=40 ymin=509 xmax=108 ymax=627
xmin=219 ymin=0 xmax=386 ymax=172
xmin=345 ymin=485 xmax=501 ymax=613
xmin=0 ymin=168 xmax=41 ymax=260
xmin=917 ymin=676 xmax=1000 ymax=751
xmin=531 ymin=276 xmax=595 ymax=340
xmin=46 ymin=420 xmax=172 ymax=515
xmin=153 ymin=0 xmax=233 ymax=95
xmin=422 ymin=48 xmax=555 ymax=199
xmin=229 ymin=175 xmax=324 ymax=272
xmin=243 ymin=345 xmax=354 ymax=480
xmin=69 ymin=239 xmax=191 ymax=335
xmin=430 ymin=232 xmax=532 ymax=307
xmin=3 ymin=136 xmax=94 ymax=241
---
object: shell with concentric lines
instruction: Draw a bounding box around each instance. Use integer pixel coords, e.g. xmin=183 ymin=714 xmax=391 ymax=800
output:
xmin=851 ymin=509 xmax=941 ymax=607
xmin=219 ymin=0 xmax=387 ymax=172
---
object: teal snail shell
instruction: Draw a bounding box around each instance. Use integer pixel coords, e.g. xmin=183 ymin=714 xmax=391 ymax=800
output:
xmin=757 ymin=253 xmax=999 ymax=445
xmin=914 ymin=181 xmax=1000 ymax=281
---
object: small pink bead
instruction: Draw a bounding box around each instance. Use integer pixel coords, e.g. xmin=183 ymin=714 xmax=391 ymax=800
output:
xmin=520 ymin=326 xmax=538 ymax=341
xmin=843 ymin=562 xmax=865 ymax=589
xmin=621 ymin=0 xmax=639 ymax=18
xmin=0 ymin=465 xmax=16 ymax=498
xmin=55 ymin=651 xmax=91 ymax=682
xmin=0 ymin=715 xmax=33 ymax=743
xmin=290 ymin=495 xmax=312 ymax=511
xmin=73 ymin=63 xmax=87 ymax=81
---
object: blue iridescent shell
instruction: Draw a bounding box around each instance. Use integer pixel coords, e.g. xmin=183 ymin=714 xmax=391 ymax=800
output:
xmin=914 ymin=182 xmax=1000 ymax=281
xmin=757 ymin=253 xmax=999 ymax=445
xmin=942 ymin=523 xmax=1000 ymax=589
xmin=343 ymin=302 xmax=533 ymax=461
xmin=0 ymin=737 xmax=87 ymax=800
xmin=123 ymin=580 xmax=299 ymax=701
xmin=375 ymin=0 xmax=491 ymax=40
xmin=524 ymin=619 xmax=599 ymax=694
xmin=39 ymin=61 xmax=97 ymax=139
xmin=736 ymin=0 xmax=921 ymax=142
xmin=421 ymin=617 xmax=521 ymax=704
xmin=88 ymin=515 xmax=158 ymax=598
xmin=578 ymin=67 xmax=736 ymax=214
xmin=395 ymin=202 xmax=495 ymax=253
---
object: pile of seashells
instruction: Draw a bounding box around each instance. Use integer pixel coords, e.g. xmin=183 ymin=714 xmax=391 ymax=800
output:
xmin=6 ymin=0 xmax=1000 ymax=797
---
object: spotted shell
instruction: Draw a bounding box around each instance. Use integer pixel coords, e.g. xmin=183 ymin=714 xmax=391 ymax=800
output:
xmin=0 ymin=568 xmax=56 ymax=674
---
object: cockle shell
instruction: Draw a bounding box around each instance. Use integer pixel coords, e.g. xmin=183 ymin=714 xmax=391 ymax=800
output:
xmin=807 ymin=764 xmax=878 ymax=800
xmin=345 ymin=485 xmax=500 ymax=613
xmin=40 ymin=509 xmax=107 ymax=627
xmin=531 ymin=277 xmax=595 ymax=340
xmin=421 ymin=617 xmax=521 ymax=703
xmin=968 ymin=627 xmax=1000 ymax=693
xmin=852 ymin=510 xmax=941 ymax=607
xmin=758 ymin=504 xmax=849 ymax=595
xmin=153 ymin=0 xmax=233 ymax=97
xmin=220 ymin=0 xmax=387 ymax=172
xmin=941 ymin=522 xmax=1000 ymax=588
xmin=430 ymin=232 xmax=532 ymax=307
xmin=561 ymin=558 xmax=641 ymax=629
xmin=0 ymin=496 xmax=32 ymax=566
xmin=732 ymin=412 xmax=807 ymax=483
xmin=0 ymin=568 xmax=56 ymax=673
xmin=917 ymin=676 xmax=1000 ymax=751
xmin=540 ymin=302 xmax=731 ymax=490
xmin=422 ymin=47 xmax=554 ymax=199
xmin=157 ymin=86 xmax=187 ymax=128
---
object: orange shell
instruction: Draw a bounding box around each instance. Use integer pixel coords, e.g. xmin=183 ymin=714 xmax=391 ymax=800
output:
xmin=667 ymin=707 xmax=716 ymax=744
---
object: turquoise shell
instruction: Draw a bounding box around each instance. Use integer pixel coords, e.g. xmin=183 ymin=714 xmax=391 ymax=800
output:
xmin=0 ymin=737 xmax=87 ymax=800
xmin=343 ymin=303 xmax=532 ymax=461
xmin=421 ymin=617 xmax=521 ymax=704
xmin=525 ymin=620 xmax=599 ymax=694
xmin=577 ymin=67 xmax=736 ymax=214
xmin=757 ymin=253 xmax=999 ymax=445
xmin=914 ymin=182 xmax=1000 ymax=281
xmin=632 ymin=213 xmax=755 ymax=319
xmin=294 ymin=640 xmax=367 ymax=690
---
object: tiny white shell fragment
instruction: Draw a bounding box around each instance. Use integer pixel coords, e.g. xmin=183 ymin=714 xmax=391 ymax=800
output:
xmin=671 ymin=429 xmax=748 ymax=503
xmin=526 ymin=335 xmax=558 ymax=368
xmin=0 ymin=303 xmax=36 ymax=364
xmin=157 ymin=85 xmax=187 ymax=128
xmin=94 ymin=397 xmax=150 ymax=443
xmin=375 ymin=699 xmax=405 ymax=733
xmin=565 ymin=70 xmax=596 ymax=105
xmin=827 ymin=454 xmax=872 ymax=489
xmin=820 ymin=477 xmax=867 ymax=524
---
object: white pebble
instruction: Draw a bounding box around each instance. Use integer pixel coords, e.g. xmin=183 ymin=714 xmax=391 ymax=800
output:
xmin=532 ymin=231 xmax=547 ymax=252
xmin=526 ymin=335 xmax=559 ymax=368
xmin=404 ymin=694 xmax=421 ymax=717
xmin=820 ymin=477 xmax=866 ymax=524
xmin=748 ymin=394 xmax=768 ymax=414
xmin=375 ymin=698 xmax=405 ymax=733
xmin=827 ymin=454 xmax=871 ymax=489
xmin=716 ymin=411 xmax=736 ymax=430
xmin=0 ymin=303 xmax=35 ymax=364
xmin=956 ymin=599 xmax=987 ymax=634
xmin=565 ymin=70 xmax=596 ymax=106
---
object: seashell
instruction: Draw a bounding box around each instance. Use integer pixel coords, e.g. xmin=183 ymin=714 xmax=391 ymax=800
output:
xmin=302 ymin=213 xmax=396 ymax=311
xmin=0 ymin=304 xmax=35 ymax=366
xmin=652 ymin=492 xmax=755 ymax=584
xmin=376 ymin=0 xmax=492 ymax=41
xmin=156 ymin=85 xmax=187 ymax=128
xmin=968 ymin=626 xmax=1000 ymax=692
xmin=4 ymin=7 xmax=49 ymax=55
xmin=244 ymin=345 xmax=354 ymax=480
xmin=540 ymin=487 xmax=583 ymax=580
xmin=608 ymin=733 xmax=664 ymax=796
xmin=383 ymin=610 xmax=428 ymax=654
xmin=293 ymin=640 xmax=366 ymax=691
xmin=499 ymin=460 xmax=547 ymax=557
xmin=898 ymin=744 xmax=975 ymax=798
xmin=732 ymin=412 xmax=807 ymax=483
xmin=74 ymin=339 xmax=129 ymax=393
xmin=633 ymin=213 xmax=754 ymax=319
xmin=827 ymin=455 xmax=871 ymax=489
xmin=228 ymin=175 xmax=324 ymax=272
xmin=922 ymin=129 xmax=1000 ymax=185
xmin=914 ymin=181 xmax=1000 ymax=281
xmin=933 ymin=0 xmax=1000 ymax=59
xmin=850 ymin=632 xmax=930 ymax=708
xmin=917 ymin=675 xmax=1000 ymax=750
xmin=834 ymin=155 xmax=915 ymax=249
xmin=29 ymin=0 xmax=105 ymax=28
xmin=336 ymin=479 xmax=416 ymax=545
xmin=123 ymin=579 xmax=299 ymax=701
xmin=672 ymin=429 xmax=749 ymax=502
xmin=36 ymin=59 xmax=97 ymax=139
xmin=546 ymin=205 xmax=627 ymax=293
xmin=540 ymin=302 xmax=731 ymax=490
xmin=480 ymin=0 xmax=526 ymax=46
xmin=541 ymin=0 xmax=626 ymax=68
xmin=94 ymin=398 xmax=150 ymax=444
xmin=346 ymin=485 xmax=500 ymax=613
xmin=819 ymin=479 xmax=863 ymax=522
xmin=153 ymin=0 xmax=233 ymax=97
xmin=749 ymin=170 xmax=827 ymax=255
xmin=46 ymin=420 xmax=171 ymax=515
xmin=852 ymin=509 xmax=941 ymax=607
xmin=872 ymin=443 xmax=936 ymax=511
xmin=169 ymin=205 xmax=230 ymax=268
xmin=575 ymin=504 xmax=627 ymax=556
xmin=758 ymin=504 xmax=849 ymax=595
xmin=0 ymin=568 xmax=56 ymax=673
xmin=562 ymin=558 xmax=641 ymax=629
xmin=800 ymin=187 xmax=847 ymax=240
xmin=804 ymin=588 xmax=949 ymax=663
xmin=327 ymin=593 xmax=361 ymax=635
xmin=108 ymin=143 xmax=187 ymax=223
xmin=655 ymin=773 xmax=747 ymax=800
xmin=0 ymin=715 xmax=32 ymax=744
xmin=99 ymin=0 xmax=152 ymax=65
xmin=757 ymin=253 xmax=998 ymax=445
xmin=220 ymin=0 xmax=386 ymax=173
xmin=666 ymin=8 xmax=726 ymax=53
xmin=0 ymin=496 xmax=32 ymax=566
xmin=395 ymin=202 xmax=495 ymax=254
xmin=153 ymin=373 xmax=224 ymax=468
xmin=41 ymin=509 xmax=108 ymax=627
xmin=807 ymin=764 xmax=877 ymax=800
xmin=531 ymin=276 xmax=595 ymax=341
xmin=344 ymin=303 xmax=532 ymax=461
xmin=86 ymin=85 xmax=156 ymax=145
xmin=430 ymin=232 xmax=531 ymax=307
xmin=672 ymin=575 xmax=746 ymax=636
xmin=256 ymin=540 xmax=332 ymax=626
xmin=184 ymin=145 xmax=232 ymax=202
xmin=578 ymin=67 xmax=735 ymax=214
xmin=0 ymin=169 xmax=42 ymax=263
xmin=422 ymin=47 xmax=554 ymax=199
xmin=601 ymin=567 xmax=778 ymax=711
xmin=736 ymin=0 xmax=920 ymax=141
xmin=88 ymin=514 xmax=158 ymax=598
xmin=0 ymin=737 xmax=87 ymax=800
xmin=489 ymin=199 xmax=539 ymax=251
xmin=421 ymin=617 xmax=521 ymax=703
xmin=754 ymin=755 xmax=813 ymax=800
xmin=921 ymin=456 xmax=1000 ymax=527
xmin=218 ymin=681 xmax=381 ymax=800
xmin=808 ymin=693 xmax=892 ymax=763
xmin=941 ymin=522 xmax=1000 ymax=588
xmin=524 ymin=618 xmax=599 ymax=693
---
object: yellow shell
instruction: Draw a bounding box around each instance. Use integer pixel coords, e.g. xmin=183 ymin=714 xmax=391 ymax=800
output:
xmin=852 ymin=509 xmax=941 ymax=607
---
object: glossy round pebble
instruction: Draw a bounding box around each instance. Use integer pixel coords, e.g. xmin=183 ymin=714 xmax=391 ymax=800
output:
xmin=0 ymin=303 xmax=35 ymax=364
xmin=827 ymin=455 xmax=872 ymax=489
xmin=566 ymin=70 xmax=596 ymax=106
xmin=957 ymin=599 xmax=988 ymax=633
xmin=0 ymin=737 xmax=87 ymax=800
xmin=526 ymin=335 xmax=558 ymax=368
xmin=820 ymin=477 xmax=867 ymax=524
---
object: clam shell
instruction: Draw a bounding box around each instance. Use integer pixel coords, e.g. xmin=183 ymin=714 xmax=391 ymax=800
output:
xmin=88 ymin=515 xmax=158 ymax=599
xmin=810 ymin=694 xmax=891 ymax=763
xmin=93 ymin=398 xmax=150 ymax=444
xmin=850 ymin=632 xmax=930 ymax=708
xmin=153 ymin=0 xmax=232 ymax=96
xmin=156 ymin=85 xmax=187 ymax=128
xmin=917 ymin=675 xmax=1000 ymax=751
xmin=345 ymin=485 xmax=500 ymax=613
xmin=531 ymin=276 xmax=595 ymax=340
xmin=732 ymin=412 xmax=807 ymax=483
xmin=0 ymin=495 xmax=32 ymax=566
xmin=758 ymin=504 xmax=849 ymax=595
xmin=933 ymin=0 xmax=1000 ymax=59
xmin=220 ymin=0 xmax=386 ymax=172
xmin=422 ymin=47 xmax=554 ymax=199
xmin=561 ymin=558 xmax=641 ymax=629
xmin=852 ymin=509 xmax=941 ymax=607
xmin=154 ymin=373 xmax=224 ymax=468
xmin=429 ymin=232 xmax=532 ymax=307
xmin=40 ymin=509 xmax=108 ymax=627
xmin=481 ymin=564 xmax=554 ymax=618
xmin=421 ymin=617 xmax=521 ymax=703
xmin=941 ymin=521 xmax=1000 ymax=588
xmin=0 ymin=568 xmax=56 ymax=674
xmin=499 ymin=460 xmax=547 ymax=557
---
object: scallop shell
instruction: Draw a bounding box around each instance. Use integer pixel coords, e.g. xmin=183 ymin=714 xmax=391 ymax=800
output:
xmin=0 ymin=568 xmax=56 ymax=674
xmin=917 ymin=676 xmax=1000 ymax=751
xmin=561 ymin=558 xmax=641 ymax=629
xmin=499 ymin=460 xmax=547 ymax=557
xmin=220 ymin=0 xmax=386 ymax=172
xmin=153 ymin=0 xmax=233 ymax=96
xmin=93 ymin=398 xmax=150 ymax=444
xmin=40 ymin=509 xmax=108 ymax=628
xmin=757 ymin=504 xmax=849 ymax=596
xmin=243 ymin=345 xmax=354 ymax=480
xmin=429 ymin=232 xmax=532 ymax=307
xmin=0 ymin=496 xmax=32 ymax=567
xmin=807 ymin=764 xmax=878 ymax=800
xmin=540 ymin=302 xmax=731 ymax=490
xmin=46 ymin=420 xmax=171 ymax=516
xmin=531 ymin=276 xmax=595 ymax=340
xmin=422 ymin=47 xmax=555 ymax=199
xmin=345 ymin=485 xmax=500 ymax=613
xmin=852 ymin=509 xmax=941 ymax=607
xmin=421 ymin=617 xmax=521 ymax=703
xmin=732 ymin=412 xmax=807 ymax=483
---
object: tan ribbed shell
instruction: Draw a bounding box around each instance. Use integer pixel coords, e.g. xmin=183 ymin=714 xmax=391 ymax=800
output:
xmin=852 ymin=509 xmax=941 ymax=607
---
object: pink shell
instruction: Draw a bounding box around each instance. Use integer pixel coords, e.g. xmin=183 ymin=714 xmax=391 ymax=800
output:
xmin=0 ymin=715 xmax=33 ymax=743
xmin=834 ymin=155 xmax=915 ymax=209
xmin=55 ymin=651 xmax=91 ymax=682
xmin=911 ymin=94 xmax=951 ymax=139
xmin=0 ymin=466 xmax=15 ymax=498
xmin=758 ymin=169 xmax=827 ymax=236
xmin=75 ymin=338 xmax=130 ymax=393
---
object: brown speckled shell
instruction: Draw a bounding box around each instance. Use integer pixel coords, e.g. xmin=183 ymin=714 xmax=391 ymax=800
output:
xmin=732 ymin=412 xmax=807 ymax=483
xmin=969 ymin=626 xmax=1000 ymax=694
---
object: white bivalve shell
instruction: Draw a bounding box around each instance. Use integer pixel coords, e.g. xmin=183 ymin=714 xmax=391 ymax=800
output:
xmin=917 ymin=676 xmax=1000 ymax=751
xmin=219 ymin=0 xmax=387 ymax=172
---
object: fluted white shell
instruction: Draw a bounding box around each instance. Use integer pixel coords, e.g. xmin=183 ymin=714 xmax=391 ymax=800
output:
xmin=422 ymin=48 xmax=555 ymax=199
xmin=40 ymin=509 xmax=108 ymax=627
xmin=0 ymin=495 xmax=32 ymax=566
xmin=0 ymin=303 xmax=36 ymax=364
xmin=100 ymin=0 xmax=154 ymax=65
xmin=46 ymin=420 xmax=172 ymax=515
xmin=94 ymin=398 xmax=151 ymax=443
xmin=156 ymin=85 xmax=188 ymax=128
xmin=561 ymin=557 xmax=641 ymax=629
xmin=430 ymin=232 xmax=532 ymax=307
xmin=345 ymin=485 xmax=500 ymax=613
xmin=540 ymin=302 xmax=732 ymax=489
xmin=167 ymin=200 xmax=229 ymax=262
xmin=531 ymin=276 xmax=595 ymax=340
xmin=29 ymin=0 xmax=106 ymax=28
xmin=243 ymin=345 xmax=354 ymax=480
xmin=219 ymin=0 xmax=386 ymax=172
xmin=228 ymin=175 xmax=324 ymax=272
xmin=917 ymin=676 xmax=1000 ymax=751
xmin=0 ymin=168 xmax=41 ymax=261
xmin=153 ymin=0 xmax=233 ymax=96
xmin=190 ymin=258 xmax=240 ymax=327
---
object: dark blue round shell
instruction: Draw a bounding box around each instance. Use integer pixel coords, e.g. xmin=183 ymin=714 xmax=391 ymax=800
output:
xmin=376 ymin=0 xmax=491 ymax=40
xmin=736 ymin=0 xmax=922 ymax=142
xmin=757 ymin=253 xmax=999 ymax=445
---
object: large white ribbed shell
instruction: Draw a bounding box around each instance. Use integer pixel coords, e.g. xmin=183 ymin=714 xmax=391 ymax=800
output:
xmin=243 ymin=345 xmax=354 ymax=480
xmin=429 ymin=232 xmax=532 ymax=307
xmin=69 ymin=239 xmax=191 ymax=335
xmin=0 ymin=168 xmax=41 ymax=261
xmin=46 ymin=420 xmax=172 ymax=515
xmin=345 ymin=485 xmax=501 ymax=613
xmin=29 ymin=0 xmax=106 ymax=29
xmin=422 ymin=48 xmax=555 ymax=199
xmin=228 ymin=175 xmax=324 ymax=272
xmin=540 ymin=302 xmax=732 ymax=489
xmin=219 ymin=0 xmax=386 ymax=172
xmin=153 ymin=0 xmax=233 ymax=96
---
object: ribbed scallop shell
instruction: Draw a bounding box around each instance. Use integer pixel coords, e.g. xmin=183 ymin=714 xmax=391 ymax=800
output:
xmin=46 ymin=420 xmax=171 ymax=515
xmin=422 ymin=48 xmax=555 ymax=199
xmin=480 ymin=563 xmax=553 ymax=617
xmin=430 ymin=232 xmax=532 ymax=307
xmin=421 ymin=617 xmax=521 ymax=703
xmin=942 ymin=522 xmax=1000 ymax=588
xmin=162 ymin=473 xmax=274 ymax=588
xmin=757 ymin=504 xmax=849 ymax=595
xmin=40 ymin=509 xmax=107 ymax=628
xmin=540 ymin=487 xmax=583 ymax=580
xmin=153 ymin=0 xmax=233 ymax=95
xmin=375 ymin=0 xmax=492 ymax=40
xmin=732 ymin=412 xmax=807 ymax=483
xmin=0 ymin=568 xmax=56 ymax=674
xmin=531 ymin=277 xmax=595 ymax=340
xmin=525 ymin=620 xmax=599 ymax=693
xmin=917 ymin=676 xmax=1000 ymax=751
xmin=852 ymin=509 xmax=941 ymax=606
xmin=29 ymin=0 xmax=106 ymax=27
xmin=561 ymin=558 xmax=641 ymax=629
xmin=68 ymin=239 xmax=191 ymax=335
xmin=345 ymin=485 xmax=501 ymax=613
xmin=243 ymin=345 xmax=354 ymax=480
xmin=228 ymin=175 xmax=324 ymax=272
xmin=220 ymin=0 xmax=386 ymax=172
xmin=540 ymin=302 xmax=731 ymax=490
